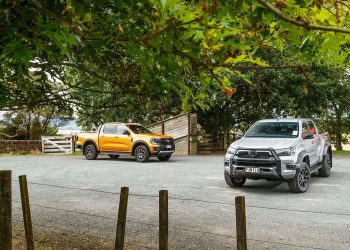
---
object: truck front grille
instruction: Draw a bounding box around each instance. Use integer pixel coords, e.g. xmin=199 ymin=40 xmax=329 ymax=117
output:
xmin=158 ymin=138 xmax=175 ymax=151
xmin=160 ymin=138 xmax=174 ymax=145
xmin=236 ymin=150 xmax=271 ymax=159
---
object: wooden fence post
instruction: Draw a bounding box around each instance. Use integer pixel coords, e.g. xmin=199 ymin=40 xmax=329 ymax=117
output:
xmin=159 ymin=190 xmax=168 ymax=250
xmin=115 ymin=187 xmax=129 ymax=250
xmin=19 ymin=175 xmax=34 ymax=250
xmin=235 ymin=196 xmax=247 ymax=250
xmin=0 ymin=170 xmax=12 ymax=250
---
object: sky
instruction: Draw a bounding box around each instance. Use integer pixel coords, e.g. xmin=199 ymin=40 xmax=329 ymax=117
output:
xmin=0 ymin=111 xmax=5 ymax=121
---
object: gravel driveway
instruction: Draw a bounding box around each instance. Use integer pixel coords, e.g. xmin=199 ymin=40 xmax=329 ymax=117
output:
xmin=1 ymin=155 xmax=349 ymax=250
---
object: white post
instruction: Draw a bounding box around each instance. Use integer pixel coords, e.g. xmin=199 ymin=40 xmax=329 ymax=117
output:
xmin=70 ymin=136 xmax=74 ymax=154
xmin=41 ymin=136 xmax=45 ymax=154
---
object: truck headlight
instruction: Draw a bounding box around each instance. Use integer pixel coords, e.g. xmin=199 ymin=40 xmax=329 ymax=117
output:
xmin=276 ymin=146 xmax=296 ymax=156
xmin=151 ymin=138 xmax=161 ymax=145
xmin=227 ymin=146 xmax=237 ymax=154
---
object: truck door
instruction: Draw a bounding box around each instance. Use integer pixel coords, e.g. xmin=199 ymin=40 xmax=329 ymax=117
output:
xmin=301 ymin=121 xmax=316 ymax=166
xmin=99 ymin=124 xmax=132 ymax=152
xmin=114 ymin=125 xmax=132 ymax=152
xmin=307 ymin=121 xmax=321 ymax=165
xmin=99 ymin=124 xmax=119 ymax=151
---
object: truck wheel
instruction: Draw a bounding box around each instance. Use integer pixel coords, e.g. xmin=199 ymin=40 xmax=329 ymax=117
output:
xmin=319 ymin=153 xmax=331 ymax=177
xmin=288 ymin=162 xmax=310 ymax=193
xmin=84 ymin=143 xmax=98 ymax=160
xmin=224 ymin=172 xmax=246 ymax=187
xmin=108 ymin=155 xmax=120 ymax=160
xmin=135 ymin=145 xmax=150 ymax=163
xmin=157 ymin=155 xmax=171 ymax=161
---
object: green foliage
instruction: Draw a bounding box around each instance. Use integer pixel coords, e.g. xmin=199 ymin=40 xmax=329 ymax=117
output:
xmin=198 ymin=50 xmax=350 ymax=151
xmin=1 ymin=0 xmax=350 ymax=113
xmin=1 ymin=0 xmax=350 ymax=145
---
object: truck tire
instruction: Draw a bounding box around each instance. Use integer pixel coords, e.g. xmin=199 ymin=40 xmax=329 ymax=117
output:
xmin=288 ymin=162 xmax=310 ymax=193
xmin=84 ymin=143 xmax=98 ymax=160
xmin=135 ymin=145 xmax=150 ymax=163
xmin=157 ymin=155 xmax=171 ymax=161
xmin=319 ymin=153 xmax=331 ymax=177
xmin=224 ymin=172 xmax=246 ymax=187
xmin=108 ymin=155 xmax=120 ymax=160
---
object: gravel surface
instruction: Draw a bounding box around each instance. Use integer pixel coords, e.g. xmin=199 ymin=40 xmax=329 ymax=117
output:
xmin=1 ymin=155 xmax=349 ymax=250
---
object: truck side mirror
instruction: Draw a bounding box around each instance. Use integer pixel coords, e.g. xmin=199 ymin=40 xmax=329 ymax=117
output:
xmin=304 ymin=134 xmax=315 ymax=140
xmin=123 ymin=130 xmax=130 ymax=136
xmin=237 ymin=132 xmax=244 ymax=139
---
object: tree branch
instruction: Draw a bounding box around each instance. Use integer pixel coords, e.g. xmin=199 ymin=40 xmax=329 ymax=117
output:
xmin=224 ymin=64 xmax=303 ymax=70
xmin=30 ymin=61 xmax=119 ymax=86
xmin=257 ymin=0 xmax=350 ymax=34
xmin=29 ymin=0 xmax=128 ymax=41
xmin=0 ymin=132 xmax=20 ymax=138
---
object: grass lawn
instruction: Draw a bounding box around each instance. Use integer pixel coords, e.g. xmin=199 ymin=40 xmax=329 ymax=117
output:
xmin=333 ymin=150 xmax=350 ymax=155
xmin=0 ymin=151 xmax=83 ymax=156
xmin=13 ymin=226 xmax=114 ymax=250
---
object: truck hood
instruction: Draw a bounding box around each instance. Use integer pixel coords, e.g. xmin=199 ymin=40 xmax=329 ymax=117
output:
xmin=231 ymin=137 xmax=299 ymax=150
xmin=136 ymin=133 xmax=173 ymax=139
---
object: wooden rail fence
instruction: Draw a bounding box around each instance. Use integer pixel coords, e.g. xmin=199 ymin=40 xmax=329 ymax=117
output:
xmin=0 ymin=170 xmax=248 ymax=250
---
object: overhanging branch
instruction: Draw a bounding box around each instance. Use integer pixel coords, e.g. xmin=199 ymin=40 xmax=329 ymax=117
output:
xmin=257 ymin=0 xmax=350 ymax=34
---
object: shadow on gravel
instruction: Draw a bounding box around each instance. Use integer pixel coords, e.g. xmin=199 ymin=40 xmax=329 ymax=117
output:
xmin=95 ymin=157 xmax=179 ymax=163
xmin=237 ymin=170 xmax=344 ymax=194
xmin=240 ymin=181 xmax=290 ymax=194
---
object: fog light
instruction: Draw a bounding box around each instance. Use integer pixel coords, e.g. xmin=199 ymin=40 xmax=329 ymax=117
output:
xmin=286 ymin=164 xmax=296 ymax=170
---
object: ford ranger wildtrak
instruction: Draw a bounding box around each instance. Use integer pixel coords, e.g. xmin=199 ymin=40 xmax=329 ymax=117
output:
xmin=76 ymin=123 xmax=175 ymax=162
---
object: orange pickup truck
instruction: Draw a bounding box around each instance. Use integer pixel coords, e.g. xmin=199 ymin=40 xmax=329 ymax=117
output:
xmin=76 ymin=122 xmax=175 ymax=162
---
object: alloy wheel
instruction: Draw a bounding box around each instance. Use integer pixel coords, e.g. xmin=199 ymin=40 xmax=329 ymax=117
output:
xmin=137 ymin=148 xmax=146 ymax=160
xmin=298 ymin=168 xmax=310 ymax=191
xmin=86 ymin=146 xmax=93 ymax=158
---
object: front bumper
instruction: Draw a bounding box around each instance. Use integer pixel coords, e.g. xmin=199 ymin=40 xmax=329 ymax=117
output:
xmin=224 ymin=149 xmax=298 ymax=180
xmin=151 ymin=139 xmax=175 ymax=156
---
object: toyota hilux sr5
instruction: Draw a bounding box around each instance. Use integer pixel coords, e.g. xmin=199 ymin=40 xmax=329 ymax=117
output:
xmin=224 ymin=119 xmax=332 ymax=193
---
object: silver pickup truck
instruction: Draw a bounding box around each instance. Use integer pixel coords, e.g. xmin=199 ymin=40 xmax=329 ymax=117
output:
xmin=224 ymin=119 xmax=332 ymax=193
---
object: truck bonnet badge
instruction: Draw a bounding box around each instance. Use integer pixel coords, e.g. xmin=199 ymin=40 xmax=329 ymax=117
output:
xmin=248 ymin=150 xmax=257 ymax=158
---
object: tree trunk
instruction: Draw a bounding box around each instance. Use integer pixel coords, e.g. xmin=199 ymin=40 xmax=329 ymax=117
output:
xmin=26 ymin=114 xmax=31 ymax=140
xmin=335 ymin=109 xmax=342 ymax=151
xmin=226 ymin=129 xmax=230 ymax=149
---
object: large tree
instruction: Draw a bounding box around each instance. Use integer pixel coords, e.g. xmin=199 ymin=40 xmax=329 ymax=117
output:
xmin=1 ymin=0 xmax=350 ymax=113
xmin=0 ymin=108 xmax=72 ymax=139
xmin=197 ymin=51 xmax=350 ymax=150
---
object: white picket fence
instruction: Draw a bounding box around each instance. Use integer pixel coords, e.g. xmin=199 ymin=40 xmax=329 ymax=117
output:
xmin=41 ymin=136 xmax=74 ymax=154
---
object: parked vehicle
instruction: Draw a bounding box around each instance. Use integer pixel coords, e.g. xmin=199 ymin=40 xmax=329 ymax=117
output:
xmin=76 ymin=123 xmax=175 ymax=162
xmin=224 ymin=119 xmax=332 ymax=193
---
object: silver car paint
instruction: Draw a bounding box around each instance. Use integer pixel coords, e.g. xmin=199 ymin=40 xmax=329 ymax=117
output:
xmin=224 ymin=119 xmax=331 ymax=180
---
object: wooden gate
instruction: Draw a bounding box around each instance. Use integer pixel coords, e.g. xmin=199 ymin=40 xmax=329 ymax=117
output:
xmin=197 ymin=132 xmax=238 ymax=154
xmin=197 ymin=133 xmax=224 ymax=154
xmin=41 ymin=136 xmax=74 ymax=154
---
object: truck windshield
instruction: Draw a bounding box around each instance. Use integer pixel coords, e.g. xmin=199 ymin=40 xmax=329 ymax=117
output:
xmin=245 ymin=122 xmax=299 ymax=138
xmin=127 ymin=125 xmax=152 ymax=134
